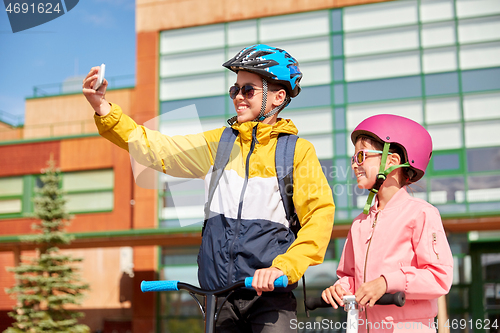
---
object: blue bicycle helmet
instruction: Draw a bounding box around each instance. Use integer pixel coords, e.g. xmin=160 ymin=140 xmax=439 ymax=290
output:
xmin=223 ymin=44 xmax=302 ymax=98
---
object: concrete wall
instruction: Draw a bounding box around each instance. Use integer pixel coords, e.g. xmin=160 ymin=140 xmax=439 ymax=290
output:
xmin=0 ymin=248 xmax=136 ymax=333
xmin=136 ymin=0 xmax=393 ymax=32
xmin=23 ymin=88 xmax=134 ymax=140
xmin=0 ymin=122 xmax=22 ymax=141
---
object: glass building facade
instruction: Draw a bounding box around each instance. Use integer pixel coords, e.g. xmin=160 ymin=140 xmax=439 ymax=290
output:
xmin=156 ymin=0 xmax=500 ymax=330
xmin=158 ymin=0 xmax=500 ymax=227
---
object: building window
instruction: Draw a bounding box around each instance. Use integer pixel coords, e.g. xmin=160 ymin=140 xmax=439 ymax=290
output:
xmin=159 ymin=174 xmax=204 ymax=229
xmin=0 ymin=169 xmax=114 ymax=219
xmin=0 ymin=176 xmax=23 ymax=216
xmin=62 ymin=169 xmax=114 ymax=214
xmin=158 ymin=247 xmax=204 ymax=331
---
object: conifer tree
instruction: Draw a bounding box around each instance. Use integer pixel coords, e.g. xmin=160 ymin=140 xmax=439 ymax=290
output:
xmin=4 ymin=158 xmax=90 ymax=333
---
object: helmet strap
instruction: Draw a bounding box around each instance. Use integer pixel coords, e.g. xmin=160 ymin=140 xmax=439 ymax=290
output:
xmin=227 ymin=115 xmax=237 ymax=126
xmin=362 ymin=142 xmax=411 ymax=214
xmin=254 ymin=79 xmax=268 ymax=121
xmin=255 ymin=78 xmax=291 ymax=122
xmin=257 ymin=95 xmax=290 ymax=121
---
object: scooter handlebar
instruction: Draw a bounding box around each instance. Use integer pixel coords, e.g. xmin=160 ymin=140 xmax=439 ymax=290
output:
xmin=141 ymin=275 xmax=289 ymax=293
xmin=244 ymin=275 xmax=288 ymax=289
xmin=141 ymin=280 xmax=179 ymax=292
xmin=305 ymin=291 xmax=405 ymax=311
xmin=376 ymin=292 xmax=405 ymax=306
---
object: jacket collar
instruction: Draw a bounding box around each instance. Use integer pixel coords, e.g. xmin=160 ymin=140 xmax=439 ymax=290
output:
xmin=231 ymin=118 xmax=298 ymax=144
xmin=371 ymin=186 xmax=411 ymax=215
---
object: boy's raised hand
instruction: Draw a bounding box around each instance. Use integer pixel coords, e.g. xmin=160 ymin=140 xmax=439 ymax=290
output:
xmin=82 ymin=66 xmax=111 ymax=116
xmin=322 ymin=284 xmax=351 ymax=309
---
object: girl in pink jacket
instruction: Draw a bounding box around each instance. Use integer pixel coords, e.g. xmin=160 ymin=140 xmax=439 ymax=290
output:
xmin=322 ymin=114 xmax=453 ymax=332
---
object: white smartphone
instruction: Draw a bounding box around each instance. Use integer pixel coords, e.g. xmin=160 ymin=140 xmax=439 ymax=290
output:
xmin=94 ymin=63 xmax=106 ymax=91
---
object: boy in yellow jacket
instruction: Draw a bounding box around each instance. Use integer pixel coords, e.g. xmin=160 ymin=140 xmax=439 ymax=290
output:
xmin=83 ymin=44 xmax=335 ymax=332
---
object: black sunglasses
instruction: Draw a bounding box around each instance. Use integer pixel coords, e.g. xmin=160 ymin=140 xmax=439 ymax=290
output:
xmin=229 ymin=85 xmax=262 ymax=100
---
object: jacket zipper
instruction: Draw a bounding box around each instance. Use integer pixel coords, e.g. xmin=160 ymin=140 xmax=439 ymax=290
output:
xmin=363 ymin=211 xmax=380 ymax=333
xmin=227 ymin=125 xmax=259 ymax=285
xmin=432 ymin=232 xmax=439 ymax=259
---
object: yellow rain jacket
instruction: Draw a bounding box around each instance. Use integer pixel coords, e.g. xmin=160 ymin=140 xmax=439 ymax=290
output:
xmin=95 ymin=103 xmax=335 ymax=289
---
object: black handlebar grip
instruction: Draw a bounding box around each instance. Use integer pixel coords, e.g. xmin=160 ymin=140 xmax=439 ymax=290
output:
xmin=305 ymin=296 xmax=334 ymax=310
xmin=374 ymin=291 xmax=405 ymax=307
xmin=305 ymin=292 xmax=406 ymax=311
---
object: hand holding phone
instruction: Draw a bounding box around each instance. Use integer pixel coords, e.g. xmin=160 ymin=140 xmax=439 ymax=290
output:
xmin=94 ymin=63 xmax=106 ymax=91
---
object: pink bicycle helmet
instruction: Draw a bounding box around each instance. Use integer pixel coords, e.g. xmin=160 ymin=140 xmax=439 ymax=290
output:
xmin=351 ymin=114 xmax=433 ymax=182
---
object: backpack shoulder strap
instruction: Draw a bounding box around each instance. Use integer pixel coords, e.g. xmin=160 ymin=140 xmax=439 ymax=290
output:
xmin=276 ymin=133 xmax=312 ymax=316
xmin=275 ymin=133 xmax=299 ymax=234
xmin=203 ymin=127 xmax=238 ymax=234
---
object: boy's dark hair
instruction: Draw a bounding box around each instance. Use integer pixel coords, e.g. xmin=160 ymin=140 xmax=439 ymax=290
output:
xmin=268 ymin=82 xmax=287 ymax=94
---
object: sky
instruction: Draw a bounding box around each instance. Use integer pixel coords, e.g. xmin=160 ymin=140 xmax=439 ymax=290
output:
xmin=0 ymin=0 xmax=136 ymax=125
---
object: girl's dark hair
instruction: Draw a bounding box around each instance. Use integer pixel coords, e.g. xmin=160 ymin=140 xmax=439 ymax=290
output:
xmin=357 ymin=135 xmax=414 ymax=186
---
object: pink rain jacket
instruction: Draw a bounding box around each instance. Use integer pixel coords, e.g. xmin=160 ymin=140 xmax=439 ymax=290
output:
xmin=336 ymin=187 xmax=453 ymax=332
